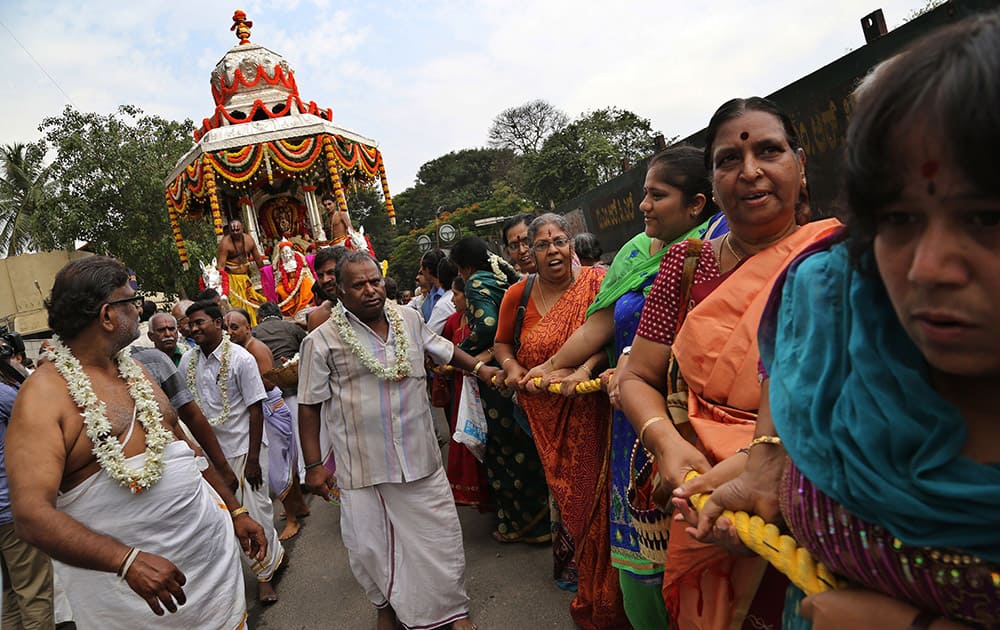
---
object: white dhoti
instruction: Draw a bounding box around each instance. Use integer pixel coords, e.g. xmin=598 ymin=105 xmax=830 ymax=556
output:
xmin=340 ymin=467 xmax=469 ymax=629
xmin=54 ymin=441 xmax=247 ymax=629
xmin=229 ymin=448 xmax=285 ymax=581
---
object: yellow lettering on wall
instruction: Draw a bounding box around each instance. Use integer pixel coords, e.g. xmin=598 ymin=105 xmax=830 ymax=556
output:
xmin=594 ymin=192 xmax=637 ymax=230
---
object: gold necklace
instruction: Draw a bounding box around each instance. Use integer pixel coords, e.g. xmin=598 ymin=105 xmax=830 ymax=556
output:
xmin=536 ymin=273 xmax=574 ymax=313
xmin=724 ymin=233 xmax=746 ymax=263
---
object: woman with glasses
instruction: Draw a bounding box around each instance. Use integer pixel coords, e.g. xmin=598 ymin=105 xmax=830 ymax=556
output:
xmin=501 ymin=213 xmax=537 ymax=275
xmin=495 ymin=214 xmax=627 ymax=629
xmin=522 ymin=144 xmax=725 ymax=628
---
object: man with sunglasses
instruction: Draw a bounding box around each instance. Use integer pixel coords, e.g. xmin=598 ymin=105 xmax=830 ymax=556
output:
xmin=7 ymin=256 xmax=267 ymax=627
xmin=179 ymin=300 xmax=286 ymax=605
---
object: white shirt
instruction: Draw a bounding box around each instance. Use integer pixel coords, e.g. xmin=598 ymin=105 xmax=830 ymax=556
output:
xmin=426 ymin=289 xmax=456 ymax=335
xmin=178 ymin=339 xmax=268 ymax=458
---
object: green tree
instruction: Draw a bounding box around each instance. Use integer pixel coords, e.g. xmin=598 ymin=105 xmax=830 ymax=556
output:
xmin=522 ymin=107 xmax=658 ymax=208
xmin=30 ymin=105 xmax=216 ymax=295
xmin=0 ymin=142 xmax=53 ymax=257
xmin=392 ymin=148 xmax=518 ymax=232
xmin=386 ymin=183 xmax=533 ymax=290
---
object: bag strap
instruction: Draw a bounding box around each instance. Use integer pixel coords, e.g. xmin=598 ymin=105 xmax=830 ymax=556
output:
xmin=667 ymin=239 xmax=704 ymax=397
xmin=512 ymin=274 xmax=535 ymax=356
xmin=672 ymin=239 xmax=704 ymax=336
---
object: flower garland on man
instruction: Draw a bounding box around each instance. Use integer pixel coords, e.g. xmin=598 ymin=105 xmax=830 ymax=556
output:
xmin=6 ymin=256 xmax=267 ymax=628
xmin=297 ymin=250 xmax=502 ymax=630
xmin=178 ymin=300 xmax=287 ymax=605
xmin=272 ymin=240 xmax=315 ymax=318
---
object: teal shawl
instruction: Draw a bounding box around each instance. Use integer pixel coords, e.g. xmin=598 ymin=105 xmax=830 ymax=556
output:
xmin=760 ymin=241 xmax=1000 ymax=562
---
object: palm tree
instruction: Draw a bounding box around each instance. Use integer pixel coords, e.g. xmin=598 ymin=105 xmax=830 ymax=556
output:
xmin=0 ymin=142 xmax=52 ymax=257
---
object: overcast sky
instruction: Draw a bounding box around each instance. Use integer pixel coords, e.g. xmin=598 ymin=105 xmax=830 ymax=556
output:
xmin=0 ymin=0 xmax=930 ymax=195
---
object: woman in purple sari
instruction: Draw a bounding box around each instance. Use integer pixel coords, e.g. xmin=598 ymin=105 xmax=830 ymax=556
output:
xmin=679 ymin=12 xmax=1000 ymax=629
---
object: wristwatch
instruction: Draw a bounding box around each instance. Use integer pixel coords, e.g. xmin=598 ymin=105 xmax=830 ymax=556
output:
xmin=621 ymin=345 xmax=632 ymax=357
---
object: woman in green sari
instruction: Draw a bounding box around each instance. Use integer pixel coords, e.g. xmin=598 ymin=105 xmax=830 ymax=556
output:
xmin=524 ymin=145 xmax=725 ymax=627
xmin=449 ymin=237 xmax=551 ymax=543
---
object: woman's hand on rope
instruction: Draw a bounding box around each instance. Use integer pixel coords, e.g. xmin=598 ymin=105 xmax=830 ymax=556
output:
xmin=522 ymin=360 xmax=553 ymax=390
xmin=554 ymin=366 xmax=591 ymax=398
xmin=647 ymin=435 xmax=712 ymax=502
xmin=521 ymin=367 xmax=572 ymax=395
xmin=672 ymin=455 xmax=754 ymax=555
xmin=502 ymin=361 xmax=527 ymax=391
xmin=675 ymin=450 xmax=785 ymax=542
xmin=600 ymin=368 xmax=621 ymax=409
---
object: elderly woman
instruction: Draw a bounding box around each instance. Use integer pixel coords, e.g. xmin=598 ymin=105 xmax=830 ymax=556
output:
xmin=682 ymin=13 xmax=1000 ymax=630
xmin=448 ymin=237 xmax=550 ymax=540
xmin=618 ymin=98 xmax=840 ymax=628
xmin=495 ymin=214 xmax=627 ymax=629
xmin=522 ymin=144 xmax=725 ymax=628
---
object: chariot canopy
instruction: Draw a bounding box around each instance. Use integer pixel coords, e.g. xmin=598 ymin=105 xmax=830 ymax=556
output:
xmin=164 ymin=10 xmax=395 ymax=269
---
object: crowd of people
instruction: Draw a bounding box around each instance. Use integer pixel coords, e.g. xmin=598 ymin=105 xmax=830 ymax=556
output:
xmin=0 ymin=12 xmax=997 ymax=630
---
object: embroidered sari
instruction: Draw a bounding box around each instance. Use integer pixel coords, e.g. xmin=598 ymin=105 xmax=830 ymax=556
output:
xmin=516 ymin=266 xmax=628 ymax=630
xmin=760 ymin=238 xmax=1000 ymax=629
xmin=642 ymin=218 xmax=840 ymax=629
xmin=461 ymin=271 xmax=550 ymax=541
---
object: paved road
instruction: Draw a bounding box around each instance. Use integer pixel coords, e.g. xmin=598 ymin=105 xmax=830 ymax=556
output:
xmin=246 ymin=413 xmax=577 ymax=629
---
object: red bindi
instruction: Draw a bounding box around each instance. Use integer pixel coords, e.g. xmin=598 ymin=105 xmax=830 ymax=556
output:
xmin=921 ymin=160 xmax=939 ymax=195
xmin=740 ymin=131 xmax=749 ymax=141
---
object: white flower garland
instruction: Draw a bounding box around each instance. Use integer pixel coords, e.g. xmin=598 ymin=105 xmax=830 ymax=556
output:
xmin=186 ymin=332 xmax=232 ymax=426
xmin=331 ymin=306 xmax=410 ymax=381
xmin=47 ymin=337 xmax=173 ymax=493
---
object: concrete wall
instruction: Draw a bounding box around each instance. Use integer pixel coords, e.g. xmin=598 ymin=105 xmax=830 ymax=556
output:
xmin=0 ymin=250 xmax=92 ymax=335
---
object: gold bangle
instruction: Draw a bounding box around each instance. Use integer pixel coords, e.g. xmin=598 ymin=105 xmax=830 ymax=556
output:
xmin=638 ymin=416 xmax=666 ymax=447
xmin=577 ymin=364 xmax=593 ymax=376
xmin=748 ymin=435 xmax=782 ymax=450
xmin=501 ymin=357 xmax=514 ymax=367
xmin=230 ymin=506 xmax=250 ymax=519
xmin=472 ymin=361 xmax=484 ymax=376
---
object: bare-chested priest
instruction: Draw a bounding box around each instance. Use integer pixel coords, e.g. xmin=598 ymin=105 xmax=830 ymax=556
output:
xmin=216 ymin=219 xmax=268 ymax=324
xmin=7 ymin=256 xmax=268 ymax=629
xmin=321 ymin=193 xmax=354 ymax=249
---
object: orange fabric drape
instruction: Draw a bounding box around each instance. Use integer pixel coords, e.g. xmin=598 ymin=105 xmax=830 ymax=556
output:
xmin=664 ymin=218 xmax=842 ymax=629
xmin=516 ymin=267 xmax=629 ymax=630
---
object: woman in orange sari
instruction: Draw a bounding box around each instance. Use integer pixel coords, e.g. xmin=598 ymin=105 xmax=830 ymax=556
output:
xmin=618 ymin=98 xmax=840 ymax=629
xmin=495 ymin=213 xmax=627 ymax=629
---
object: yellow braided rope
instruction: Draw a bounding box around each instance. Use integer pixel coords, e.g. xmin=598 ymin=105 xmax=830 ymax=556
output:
xmin=528 ymin=376 xmax=603 ymax=394
xmin=434 ymin=368 xmax=604 ymax=394
xmin=683 ymin=470 xmax=846 ymax=596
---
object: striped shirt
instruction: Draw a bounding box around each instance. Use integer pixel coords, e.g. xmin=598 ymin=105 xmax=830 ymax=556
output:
xmin=297 ymin=302 xmax=454 ymax=489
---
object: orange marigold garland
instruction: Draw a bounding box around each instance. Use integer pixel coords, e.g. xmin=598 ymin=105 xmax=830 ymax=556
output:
xmin=203 ymin=167 xmax=224 ymax=236
xmin=166 ymin=191 xmax=190 ymax=269
xmin=377 ymin=156 xmax=396 ymax=224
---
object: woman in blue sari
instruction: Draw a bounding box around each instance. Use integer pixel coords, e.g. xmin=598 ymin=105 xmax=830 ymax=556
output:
xmin=525 ymin=144 xmax=725 ymax=627
xmin=679 ymin=12 xmax=1000 ymax=629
